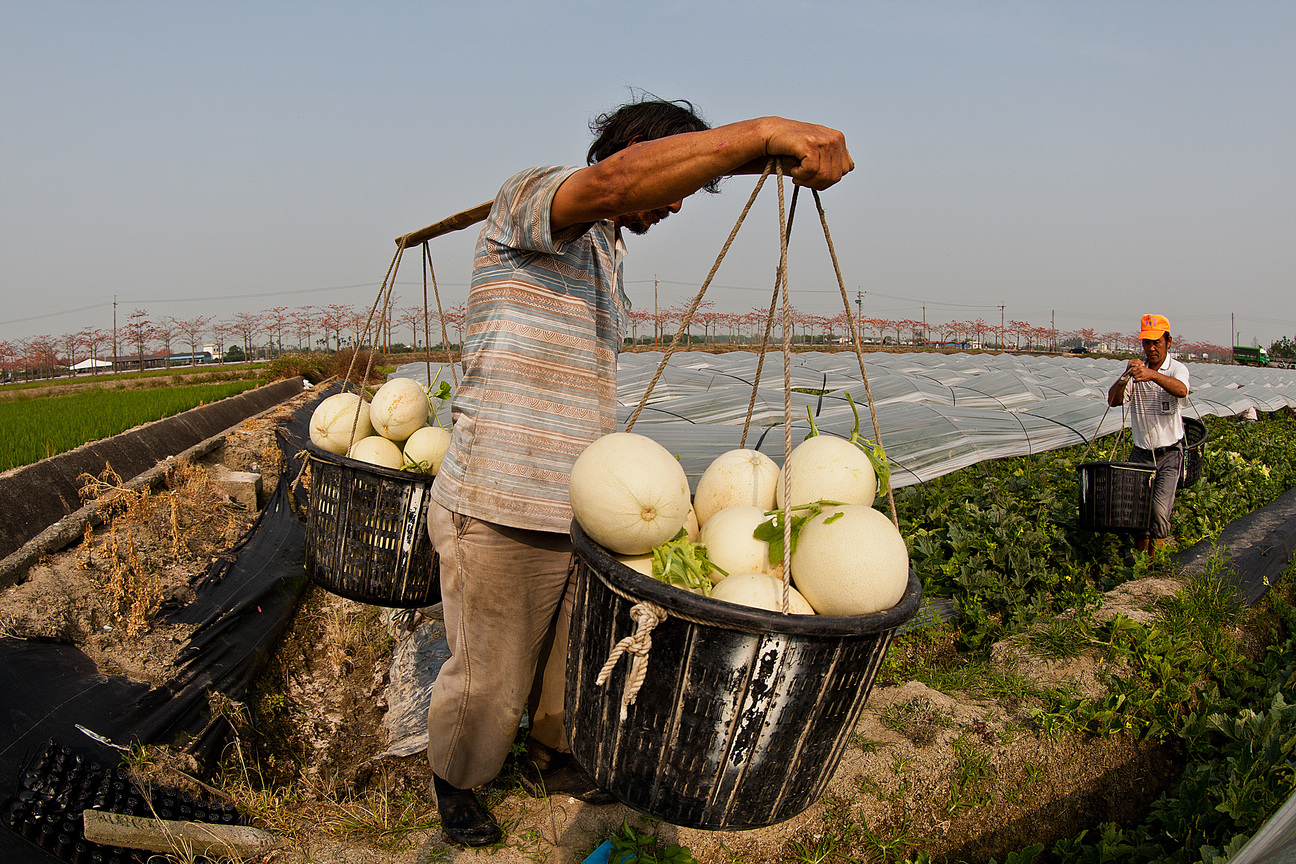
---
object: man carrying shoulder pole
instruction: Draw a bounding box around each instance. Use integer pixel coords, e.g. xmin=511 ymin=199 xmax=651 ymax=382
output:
xmin=423 ymin=95 xmax=854 ymax=847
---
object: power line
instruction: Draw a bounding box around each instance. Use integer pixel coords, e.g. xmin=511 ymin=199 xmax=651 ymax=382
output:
xmin=0 ymin=301 xmax=114 ymax=326
xmin=0 ymin=281 xmax=387 ymax=329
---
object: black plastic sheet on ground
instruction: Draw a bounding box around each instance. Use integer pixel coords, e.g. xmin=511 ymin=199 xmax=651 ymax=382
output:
xmin=0 ymin=383 xmax=330 ymax=863
xmin=1175 ymin=484 xmax=1296 ymax=606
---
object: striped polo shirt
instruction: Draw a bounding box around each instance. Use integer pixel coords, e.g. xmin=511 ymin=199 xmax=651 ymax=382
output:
xmin=431 ymin=165 xmax=629 ymax=533
xmin=1130 ymin=355 xmax=1191 ymax=451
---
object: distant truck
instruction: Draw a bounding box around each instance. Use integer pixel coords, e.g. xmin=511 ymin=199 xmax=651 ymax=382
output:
xmin=1233 ymin=346 xmax=1270 ymax=366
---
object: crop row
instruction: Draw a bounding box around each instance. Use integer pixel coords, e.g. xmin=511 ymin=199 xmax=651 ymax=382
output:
xmin=0 ymin=381 xmax=259 ymax=472
xmin=897 ymin=411 xmax=1296 ymax=653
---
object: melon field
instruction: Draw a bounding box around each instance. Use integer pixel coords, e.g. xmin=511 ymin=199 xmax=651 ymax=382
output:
xmin=2 ymin=370 xmax=1295 ymax=863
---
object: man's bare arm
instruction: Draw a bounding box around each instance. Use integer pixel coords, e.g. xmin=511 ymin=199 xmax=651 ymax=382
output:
xmin=1133 ymin=364 xmax=1189 ymax=398
xmin=550 ymin=117 xmax=853 ymax=231
xmin=1112 ymin=360 xmax=1188 ymax=404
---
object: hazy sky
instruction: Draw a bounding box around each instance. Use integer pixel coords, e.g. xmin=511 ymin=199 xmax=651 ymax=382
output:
xmin=3 ymin=2 xmax=1294 ymax=351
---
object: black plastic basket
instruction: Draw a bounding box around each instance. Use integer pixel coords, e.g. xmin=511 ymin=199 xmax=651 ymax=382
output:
xmin=303 ymin=442 xmax=440 ymax=608
xmin=1179 ymin=417 xmax=1208 ymax=489
xmin=1077 ymin=461 xmax=1156 ymax=533
xmin=565 ymin=520 xmax=922 ymax=831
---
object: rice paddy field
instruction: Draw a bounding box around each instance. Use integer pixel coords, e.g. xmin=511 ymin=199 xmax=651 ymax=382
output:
xmin=0 ymin=380 xmax=259 ymax=472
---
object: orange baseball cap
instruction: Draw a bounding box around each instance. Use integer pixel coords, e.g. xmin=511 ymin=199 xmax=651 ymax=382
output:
xmin=1139 ymin=314 xmax=1170 ymax=339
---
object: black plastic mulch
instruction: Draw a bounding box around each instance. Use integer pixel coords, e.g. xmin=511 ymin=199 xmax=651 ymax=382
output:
xmin=0 ymin=383 xmax=333 ymax=864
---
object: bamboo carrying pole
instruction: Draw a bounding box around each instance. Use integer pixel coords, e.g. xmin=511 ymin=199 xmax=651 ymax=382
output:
xmin=395 ymin=201 xmax=494 ymax=249
xmin=390 ymin=158 xmax=797 ymax=250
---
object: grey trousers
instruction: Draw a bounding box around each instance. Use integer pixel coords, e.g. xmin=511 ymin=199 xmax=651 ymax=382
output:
xmin=1130 ymin=445 xmax=1183 ymax=540
xmin=425 ymin=501 xmax=575 ymax=789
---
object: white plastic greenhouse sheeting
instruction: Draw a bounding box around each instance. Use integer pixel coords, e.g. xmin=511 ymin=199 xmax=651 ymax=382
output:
xmin=393 ymin=351 xmax=1296 ymax=490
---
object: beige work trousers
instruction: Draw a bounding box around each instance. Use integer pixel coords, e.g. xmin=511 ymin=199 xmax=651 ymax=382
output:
xmin=425 ymin=501 xmax=575 ymax=789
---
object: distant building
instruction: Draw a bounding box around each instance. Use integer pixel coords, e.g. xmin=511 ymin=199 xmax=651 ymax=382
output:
xmin=69 ymin=357 xmax=113 ymax=372
xmin=109 ymin=350 xmax=213 ymax=371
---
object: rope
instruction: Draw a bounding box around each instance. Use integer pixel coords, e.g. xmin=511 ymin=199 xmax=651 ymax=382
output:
xmin=776 ymin=167 xmax=794 ymax=615
xmin=1078 ymin=399 xmax=1116 ymax=466
xmin=343 ymin=233 xmax=460 ymax=447
xmin=342 ymin=243 xmax=405 ymax=443
xmin=812 ymin=190 xmax=898 ymax=528
xmin=422 ymin=244 xmax=432 ymax=389
xmin=738 ymin=273 xmax=782 ymax=449
xmin=594 ymin=600 xmax=667 ymax=721
xmin=288 ymin=449 xmax=311 ymax=518
xmin=739 ymin=186 xmax=800 ymax=448
xmin=1108 ymin=386 xmax=1132 ymax=462
xmin=624 ymin=161 xmax=776 ymax=431
xmin=423 ymin=241 xmax=459 ymax=389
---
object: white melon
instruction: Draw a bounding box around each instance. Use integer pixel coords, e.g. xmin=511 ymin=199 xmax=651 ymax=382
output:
xmin=790 ymin=504 xmax=908 ymax=615
xmin=310 ymin=393 xmax=373 ymax=455
xmin=693 ymin=449 xmax=780 ymax=526
xmin=698 ymin=505 xmax=770 ymax=581
xmin=776 ymin=434 xmax=876 ymax=509
xmin=614 ymin=554 xmax=655 ymax=577
xmin=348 ymin=435 xmax=405 ymax=470
xmin=370 ymin=377 xmax=429 ymax=442
xmin=709 ymin=572 xmax=815 ymax=614
xmin=568 ymin=432 xmax=691 ymax=555
xmin=402 ymin=425 xmax=452 ymax=474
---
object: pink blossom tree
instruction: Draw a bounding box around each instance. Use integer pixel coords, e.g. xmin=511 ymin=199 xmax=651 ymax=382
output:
xmin=123 ymin=310 xmax=154 ymax=371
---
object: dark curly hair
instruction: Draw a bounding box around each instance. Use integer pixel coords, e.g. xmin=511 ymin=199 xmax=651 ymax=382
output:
xmin=586 ymin=96 xmax=721 ymax=193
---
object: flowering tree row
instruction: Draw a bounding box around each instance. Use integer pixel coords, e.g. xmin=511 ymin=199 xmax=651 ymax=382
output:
xmin=0 ymin=302 xmax=1235 ymax=381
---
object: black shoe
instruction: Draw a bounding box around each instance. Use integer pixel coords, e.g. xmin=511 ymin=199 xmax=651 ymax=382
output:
xmin=432 ymin=774 xmax=502 ymax=847
xmin=517 ymin=739 xmax=618 ymax=805
xmin=533 ymin=761 xmax=619 ymax=805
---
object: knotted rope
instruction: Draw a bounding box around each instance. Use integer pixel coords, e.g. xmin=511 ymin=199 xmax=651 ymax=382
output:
xmin=594 ymin=600 xmax=668 ymax=720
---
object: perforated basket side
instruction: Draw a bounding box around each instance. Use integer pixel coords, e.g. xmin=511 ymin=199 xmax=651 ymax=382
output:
xmin=1180 ymin=418 xmax=1208 ymax=489
xmin=304 ymin=445 xmax=440 ymax=608
xmin=1078 ymin=462 xmax=1155 ymax=533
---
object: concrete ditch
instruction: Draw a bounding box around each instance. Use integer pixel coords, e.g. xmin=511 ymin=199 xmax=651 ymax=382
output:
xmin=0 ymin=376 xmax=308 ymax=588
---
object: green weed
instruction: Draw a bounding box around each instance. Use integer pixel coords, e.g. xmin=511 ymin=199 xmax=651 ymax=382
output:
xmin=944 ymin=734 xmax=994 ymax=815
xmin=603 ymin=820 xmax=698 ymax=864
xmin=1022 ymin=613 xmax=1096 ymax=660
xmin=879 ymin=696 xmax=953 ymax=746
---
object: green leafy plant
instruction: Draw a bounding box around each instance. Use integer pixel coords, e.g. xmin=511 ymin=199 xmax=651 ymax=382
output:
xmin=896 ymin=412 xmax=1296 ymax=653
xmin=1044 ymin=590 xmax=1296 ymax=863
xmin=605 ymin=820 xmax=699 ymax=864
xmin=754 ymin=500 xmax=841 ymax=567
xmin=944 ymin=734 xmax=994 ymax=815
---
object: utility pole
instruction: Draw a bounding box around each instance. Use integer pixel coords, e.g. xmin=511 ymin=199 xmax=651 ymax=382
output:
xmin=1051 ymin=310 xmax=1056 ymax=354
xmin=654 ymin=277 xmax=659 ymax=348
xmin=922 ymin=305 xmax=927 ymax=347
xmin=856 ymin=290 xmax=864 ymax=344
xmin=112 ymin=296 xmax=118 ymax=374
xmin=999 ymin=304 xmax=1005 ymax=350
xmin=1231 ymin=312 xmax=1236 ymax=363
